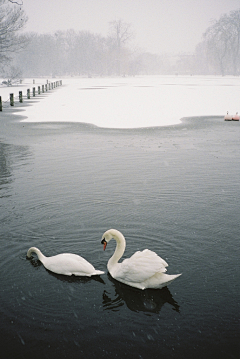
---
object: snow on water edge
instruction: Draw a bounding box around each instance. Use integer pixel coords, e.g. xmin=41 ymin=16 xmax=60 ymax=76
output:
xmin=3 ymin=76 xmax=240 ymax=129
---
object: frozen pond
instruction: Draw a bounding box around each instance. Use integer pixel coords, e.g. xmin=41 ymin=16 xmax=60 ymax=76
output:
xmin=1 ymin=75 xmax=240 ymax=128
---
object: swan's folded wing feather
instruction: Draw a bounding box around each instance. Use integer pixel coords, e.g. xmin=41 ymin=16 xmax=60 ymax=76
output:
xmin=115 ymin=249 xmax=168 ymax=283
xmin=45 ymin=253 xmax=95 ymax=275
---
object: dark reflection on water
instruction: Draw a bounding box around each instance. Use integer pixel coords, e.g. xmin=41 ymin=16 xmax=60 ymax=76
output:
xmin=0 ymin=117 xmax=239 ymax=359
xmin=0 ymin=143 xmax=12 ymax=192
xmin=0 ymin=142 xmax=31 ymax=198
xmin=103 ymin=274 xmax=180 ymax=314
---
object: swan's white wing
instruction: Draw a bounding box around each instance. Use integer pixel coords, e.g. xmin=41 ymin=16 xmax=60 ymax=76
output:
xmin=44 ymin=253 xmax=96 ymax=276
xmin=114 ymin=249 xmax=168 ymax=283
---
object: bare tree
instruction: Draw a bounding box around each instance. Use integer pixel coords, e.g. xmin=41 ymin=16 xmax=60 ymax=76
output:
xmin=0 ymin=0 xmax=28 ymax=68
xmin=2 ymin=65 xmax=22 ymax=85
xmin=203 ymin=9 xmax=240 ymax=75
xmin=226 ymin=9 xmax=240 ymax=75
xmin=108 ymin=19 xmax=134 ymax=75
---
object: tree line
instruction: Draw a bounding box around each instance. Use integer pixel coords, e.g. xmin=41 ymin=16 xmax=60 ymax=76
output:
xmin=193 ymin=9 xmax=240 ymax=76
xmin=1 ymin=0 xmax=240 ymax=80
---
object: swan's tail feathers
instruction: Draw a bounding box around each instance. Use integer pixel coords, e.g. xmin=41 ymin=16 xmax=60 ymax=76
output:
xmin=172 ymin=273 xmax=182 ymax=279
xmin=167 ymin=273 xmax=181 ymax=280
xmin=155 ymin=272 xmax=182 ymax=289
xmin=93 ymin=270 xmax=105 ymax=276
xmin=165 ymin=273 xmax=182 ymax=285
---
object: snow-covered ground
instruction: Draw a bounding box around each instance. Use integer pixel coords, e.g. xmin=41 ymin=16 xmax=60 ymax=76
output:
xmin=1 ymin=76 xmax=239 ymax=128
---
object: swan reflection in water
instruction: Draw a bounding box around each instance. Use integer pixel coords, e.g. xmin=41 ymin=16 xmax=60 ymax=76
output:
xmin=103 ymin=274 xmax=180 ymax=314
xmin=28 ymin=256 xmax=179 ymax=313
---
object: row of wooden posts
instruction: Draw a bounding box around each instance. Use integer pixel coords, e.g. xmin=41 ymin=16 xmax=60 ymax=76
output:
xmin=0 ymin=80 xmax=62 ymax=111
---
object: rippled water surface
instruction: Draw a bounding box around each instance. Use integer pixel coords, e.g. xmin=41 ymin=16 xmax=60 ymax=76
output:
xmin=0 ymin=114 xmax=239 ymax=358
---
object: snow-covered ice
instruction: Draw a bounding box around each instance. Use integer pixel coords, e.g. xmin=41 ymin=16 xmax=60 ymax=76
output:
xmin=1 ymin=76 xmax=240 ymax=128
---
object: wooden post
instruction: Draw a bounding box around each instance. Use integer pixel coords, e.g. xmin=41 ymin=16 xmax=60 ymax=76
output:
xmin=51 ymin=83 xmax=53 ymax=89
xmin=45 ymin=84 xmax=47 ymax=92
xmin=49 ymin=83 xmax=51 ymax=90
xmin=0 ymin=96 xmax=2 ymax=111
xmin=10 ymin=93 xmax=14 ymax=106
xmin=19 ymin=91 xmax=23 ymax=103
xmin=27 ymin=89 xmax=30 ymax=99
xmin=42 ymin=85 xmax=44 ymax=93
xmin=33 ymin=87 xmax=35 ymax=97
xmin=33 ymin=79 xmax=35 ymax=84
xmin=38 ymin=86 xmax=41 ymax=95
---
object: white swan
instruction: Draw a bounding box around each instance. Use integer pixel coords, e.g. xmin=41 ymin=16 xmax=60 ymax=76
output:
xmin=101 ymin=229 xmax=181 ymax=290
xmin=27 ymin=247 xmax=104 ymax=276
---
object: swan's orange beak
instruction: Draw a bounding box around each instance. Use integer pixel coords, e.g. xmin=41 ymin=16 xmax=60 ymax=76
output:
xmin=101 ymin=238 xmax=107 ymax=251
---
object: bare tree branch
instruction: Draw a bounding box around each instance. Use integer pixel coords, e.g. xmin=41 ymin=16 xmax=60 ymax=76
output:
xmin=108 ymin=19 xmax=134 ymax=75
xmin=0 ymin=0 xmax=28 ymax=66
xmin=8 ymin=0 xmax=23 ymax=5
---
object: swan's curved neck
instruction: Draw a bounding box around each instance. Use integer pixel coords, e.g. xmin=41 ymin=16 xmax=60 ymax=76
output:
xmin=108 ymin=231 xmax=126 ymax=270
xmin=27 ymin=247 xmax=45 ymax=262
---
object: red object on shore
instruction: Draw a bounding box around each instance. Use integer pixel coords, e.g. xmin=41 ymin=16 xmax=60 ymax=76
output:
xmin=232 ymin=112 xmax=239 ymax=121
xmin=224 ymin=112 xmax=239 ymax=121
xmin=224 ymin=112 xmax=233 ymax=121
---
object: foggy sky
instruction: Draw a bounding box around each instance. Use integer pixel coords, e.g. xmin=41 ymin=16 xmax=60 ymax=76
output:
xmin=21 ymin=0 xmax=240 ymax=55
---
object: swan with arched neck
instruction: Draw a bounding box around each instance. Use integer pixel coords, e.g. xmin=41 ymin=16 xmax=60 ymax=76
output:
xmin=101 ymin=229 xmax=181 ymax=290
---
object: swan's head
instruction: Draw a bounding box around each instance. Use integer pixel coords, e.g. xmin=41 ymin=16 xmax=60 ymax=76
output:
xmin=101 ymin=230 xmax=113 ymax=251
xmin=101 ymin=229 xmax=123 ymax=251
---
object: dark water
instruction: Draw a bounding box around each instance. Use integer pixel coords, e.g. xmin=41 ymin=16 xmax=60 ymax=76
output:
xmin=0 ymin=112 xmax=239 ymax=359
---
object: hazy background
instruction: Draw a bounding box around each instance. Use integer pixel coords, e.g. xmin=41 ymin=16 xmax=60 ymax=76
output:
xmin=22 ymin=0 xmax=240 ymax=54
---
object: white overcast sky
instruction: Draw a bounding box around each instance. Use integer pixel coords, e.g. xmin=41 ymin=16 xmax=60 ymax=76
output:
xmin=21 ymin=0 xmax=240 ymax=54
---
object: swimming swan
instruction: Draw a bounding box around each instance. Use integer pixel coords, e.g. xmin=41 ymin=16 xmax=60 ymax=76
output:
xmin=27 ymin=247 xmax=104 ymax=276
xmin=101 ymin=229 xmax=181 ymax=290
